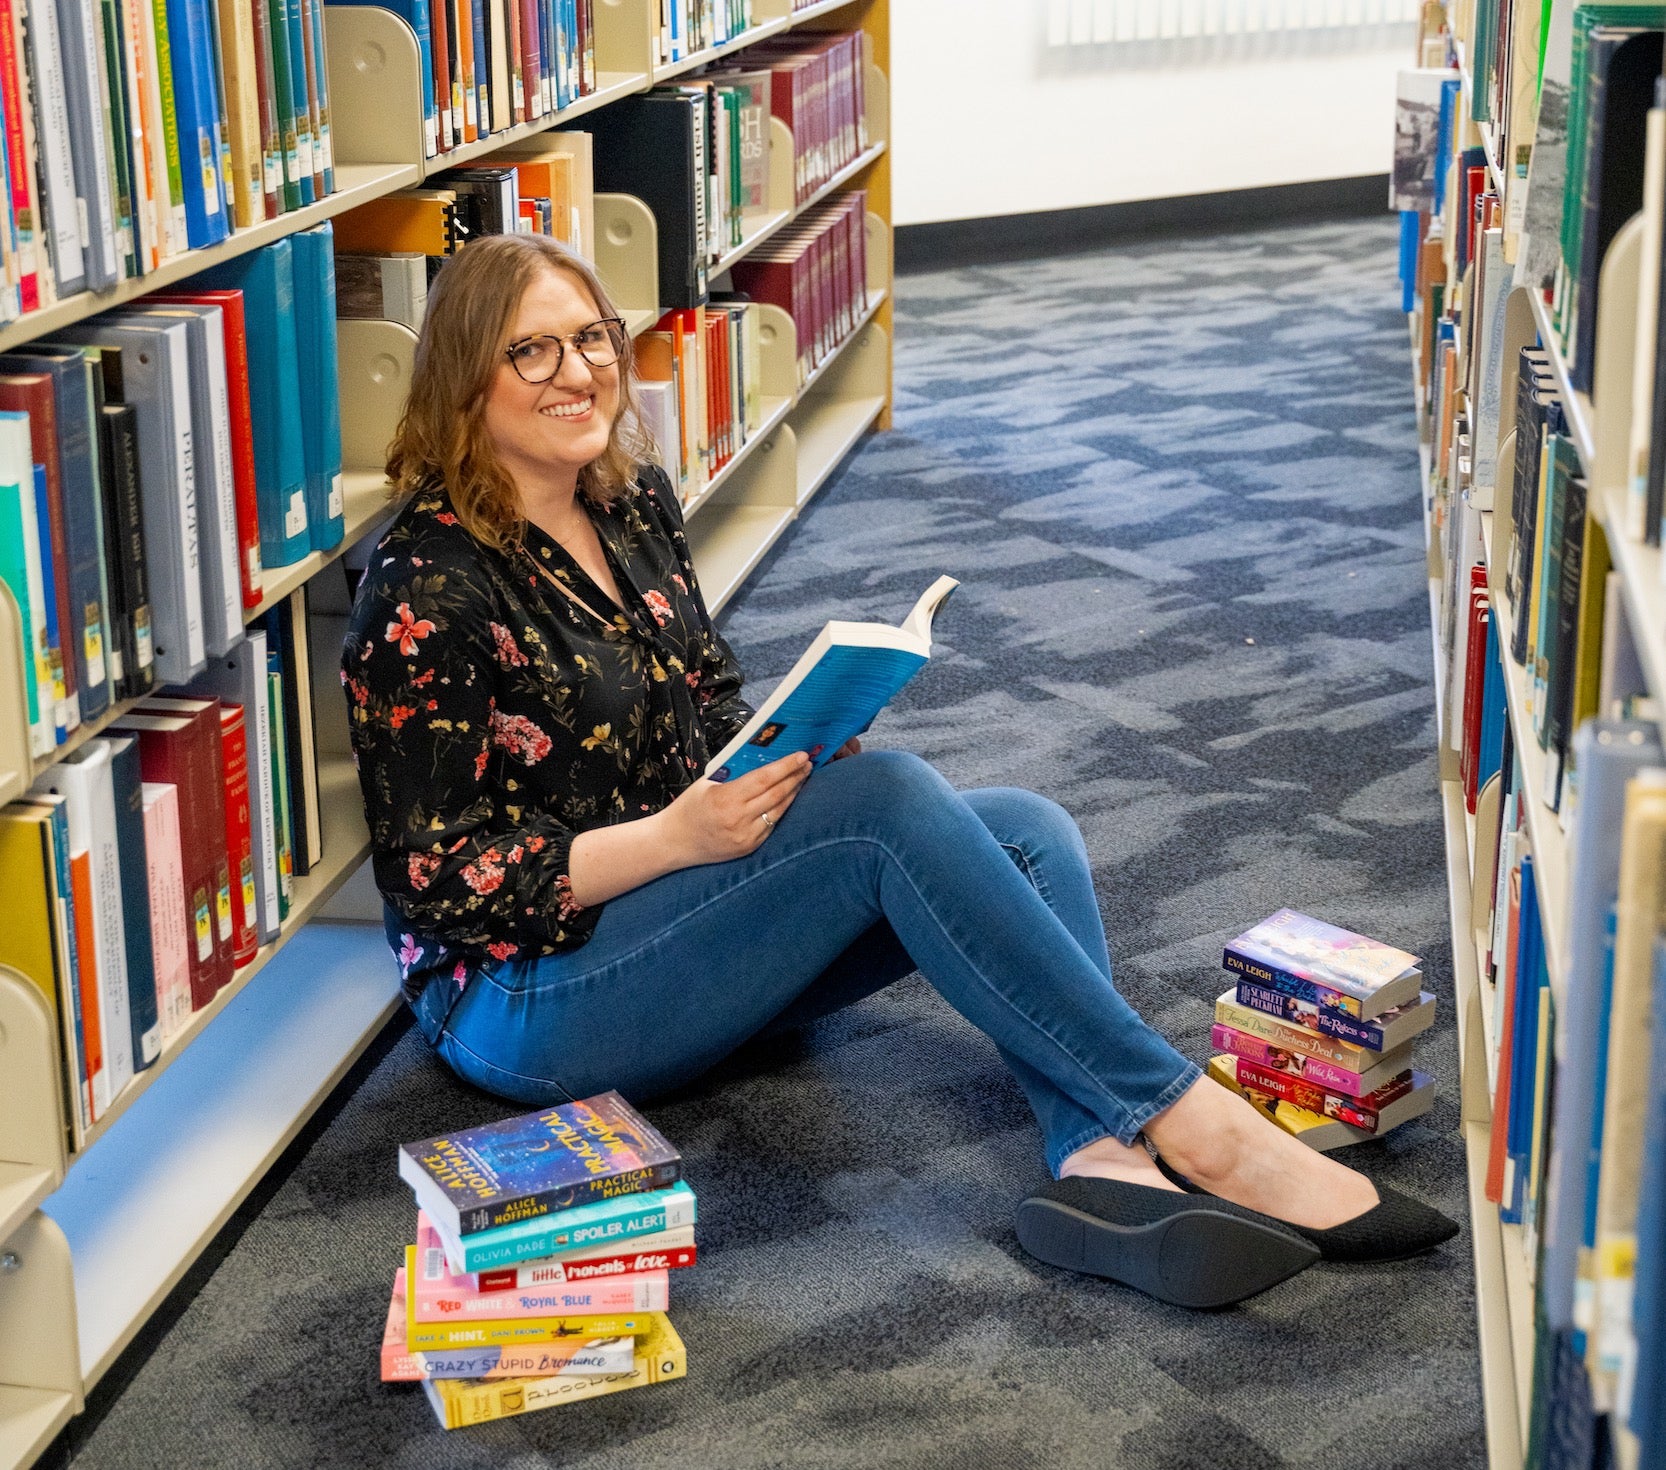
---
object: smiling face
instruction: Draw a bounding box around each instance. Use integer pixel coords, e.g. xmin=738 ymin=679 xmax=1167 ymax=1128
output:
xmin=482 ymin=264 xmax=622 ymax=501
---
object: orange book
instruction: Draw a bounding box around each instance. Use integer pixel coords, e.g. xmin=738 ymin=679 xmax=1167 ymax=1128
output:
xmin=456 ymin=0 xmax=477 ymax=144
xmin=634 ymin=331 xmax=686 ymax=488
xmin=334 ymin=189 xmax=462 ymax=256
xmin=505 ymin=158 xmax=574 ymax=245
xmin=69 ymin=848 xmax=107 ymax=1120
xmin=1485 ymin=865 xmax=1523 ymax=1202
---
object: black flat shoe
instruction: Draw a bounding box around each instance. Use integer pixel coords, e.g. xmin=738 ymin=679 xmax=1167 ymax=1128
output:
xmin=1014 ymin=1176 xmax=1319 ymax=1309
xmin=1150 ymin=1156 xmax=1459 ymax=1263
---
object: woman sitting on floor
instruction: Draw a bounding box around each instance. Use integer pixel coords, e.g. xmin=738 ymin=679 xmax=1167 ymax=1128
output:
xmin=341 ymin=233 xmax=1456 ymax=1308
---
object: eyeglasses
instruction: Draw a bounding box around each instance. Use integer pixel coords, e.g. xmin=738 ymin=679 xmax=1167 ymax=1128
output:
xmin=503 ymin=318 xmax=629 ymax=384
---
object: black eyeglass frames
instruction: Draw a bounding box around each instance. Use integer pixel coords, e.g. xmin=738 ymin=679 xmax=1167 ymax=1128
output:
xmin=504 ymin=317 xmax=629 ymax=384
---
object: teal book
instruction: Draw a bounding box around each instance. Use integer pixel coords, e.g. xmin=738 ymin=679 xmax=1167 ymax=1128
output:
xmin=706 ymin=576 xmax=959 ymax=783
xmin=291 ymin=224 xmax=343 ymax=552
xmin=106 ymin=734 xmax=161 ymax=1070
xmin=400 ymin=1091 xmax=681 ymax=1238
xmin=435 ymin=1183 xmax=699 ymax=1273
xmin=0 ymin=433 xmax=49 ymax=756
xmin=190 ymin=241 xmax=311 ymax=567
xmin=283 ymin=0 xmax=315 ymax=205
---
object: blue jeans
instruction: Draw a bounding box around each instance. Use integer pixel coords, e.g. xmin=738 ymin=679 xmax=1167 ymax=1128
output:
xmin=412 ymin=751 xmax=1199 ymax=1175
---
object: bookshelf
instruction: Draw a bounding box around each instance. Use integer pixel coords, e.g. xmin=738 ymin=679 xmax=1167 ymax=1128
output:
xmin=1409 ymin=10 xmax=1661 ymax=1465
xmin=0 ymin=0 xmax=893 ymax=1464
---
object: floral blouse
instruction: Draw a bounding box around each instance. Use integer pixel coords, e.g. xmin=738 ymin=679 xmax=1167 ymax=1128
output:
xmin=341 ymin=465 xmax=754 ymax=999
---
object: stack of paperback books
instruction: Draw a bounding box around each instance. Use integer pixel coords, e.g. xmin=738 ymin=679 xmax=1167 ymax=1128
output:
xmin=1207 ymin=909 xmax=1439 ymax=1150
xmin=384 ymin=1091 xmax=696 ymax=1429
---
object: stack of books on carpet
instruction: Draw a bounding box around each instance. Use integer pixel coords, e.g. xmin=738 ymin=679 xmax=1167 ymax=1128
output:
xmin=1207 ymin=909 xmax=1439 ymax=1150
xmin=383 ymin=1091 xmax=696 ymax=1429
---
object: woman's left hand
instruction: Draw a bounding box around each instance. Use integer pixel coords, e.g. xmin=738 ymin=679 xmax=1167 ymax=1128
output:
xmin=831 ymin=738 xmax=862 ymax=760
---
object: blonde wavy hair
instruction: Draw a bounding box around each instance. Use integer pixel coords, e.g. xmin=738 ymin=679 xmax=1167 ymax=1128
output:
xmin=385 ymin=233 xmax=647 ymax=549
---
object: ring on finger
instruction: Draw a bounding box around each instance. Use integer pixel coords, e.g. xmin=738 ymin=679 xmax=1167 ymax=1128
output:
xmin=759 ymin=811 xmax=776 ymax=832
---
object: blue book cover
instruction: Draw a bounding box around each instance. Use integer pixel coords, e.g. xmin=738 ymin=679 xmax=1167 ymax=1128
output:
xmin=190 ymin=241 xmax=312 ymax=568
xmin=163 ymin=0 xmax=230 ymax=247
xmin=471 ymin=0 xmax=488 ymax=133
xmin=106 ymin=734 xmax=161 ymax=1071
xmin=32 ymin=464 xmax=66 ymax=741
xmin=326 ymin=0 xmax=434 ymax=153
xmin=1399 ymin=211 xmax=1420 ymax=313
xmin=1434 ymin=76 xmax=1461 ymax=215
xmin=399 ymin=1090 xmax=682 ymax=1236
xmin=1503 ymin=855 xmax=1541 ymax=1225
xmin=442 ymin=1182 xmax=699 ymax=1272
xmin=291 ymin=224 xmax=344 ymax=552
xmin=285 ymin=0 xmax=315 ymax=204
xmin=0 ymin=351 xmax=111 ymax=720
xmin=1542 ymin=720 xmax=1663 ymax=1329
xmin=1626 ymin=934 xmax=1666 ymax=1447
xmin=706 ymin=576 xmax=957 ymax=783
xmin=0 ymin=465 xmax=46 ymax=750
xmin=1573 ymin=905 xmax=1619 ymax=1357
xmin=1477 ymin=616 xmax=1506 ymax=795
xmin=306 ymin=0 xmax=332 ymax=194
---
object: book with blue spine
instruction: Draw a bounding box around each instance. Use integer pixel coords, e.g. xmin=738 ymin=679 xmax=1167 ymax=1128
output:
xmin=0 ymin=411 xmax=55 ymax=756
xmin=1542 ymin=724 xmax=1663 ymax=1330
xmin=1477 ymin=615 xmax=1507 ymax=794
xmin=306 ymin=0 xmax=333 ymax=193
xmin=190 ymin=241 xmax=312 ymax=568
xmin=283 ymin=0 xmax=315 ymax=203
xmin=1573 ymin=905 xmax=1620 ymax=1357
xmin=163 ymin=0 xmax=230 ymax=247
xmin=292 ymin=223 xmax=344 ymax=552
xmin=706 ymin=576 xmax=958 ymax=783
xmin=1503 ymin=855 xmax=1544 ymax=1226
xmin=435 ymin=1182 xmax=698 ymax=1274
xmin=400 ymin=1090 xmax=682 ymax=1238
xmin=106 ymin=735 xmax=161 ymax=1071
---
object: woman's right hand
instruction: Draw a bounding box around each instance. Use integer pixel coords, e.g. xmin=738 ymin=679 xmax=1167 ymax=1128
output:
xmin=657 ymin=752 xmax=813 ymax=867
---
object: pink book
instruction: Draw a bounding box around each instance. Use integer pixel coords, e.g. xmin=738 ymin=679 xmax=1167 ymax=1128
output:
xmin=380 ymin=1269 xmax=635 ymax=1381
xmin=412 ymin=1246 xmax=669 ymax=1322
xmin=416 ymin=1213 xmax=696 ymax=1292
xmin=141 ymin=783 xmax=193 ymax=1045
xmin=1210 ymin=1024 xmax=1414 ymax=1099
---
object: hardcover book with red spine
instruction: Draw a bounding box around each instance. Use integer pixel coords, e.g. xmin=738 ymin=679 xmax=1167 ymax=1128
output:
xmin=1460 ymin=592 xmax=1490 ymax=809
xmin=111 ymin=706 xmax=234 ymax=1007
xmin=147 ymin=290 xmax=264 ymax=609
xmin=216 ymin=703 xmax=259 ymax=966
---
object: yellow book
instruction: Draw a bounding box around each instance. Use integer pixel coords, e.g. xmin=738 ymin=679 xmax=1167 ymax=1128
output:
xmin=1568 ymin=515 xmax=1612 ymax=733
xmin=403 ymin=1247 xmax=656 ymax=1350
xmin=421 ymin=1312 xmax=687 ymax=1429
xmin=334 ymin=189 xmax=462 ymax=257
xmin=214 ymin=0 xmax=264 ymax=229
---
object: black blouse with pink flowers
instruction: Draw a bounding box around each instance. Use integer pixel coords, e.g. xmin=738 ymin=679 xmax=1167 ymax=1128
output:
xmin=341 ymin=465 xmax=754 ymax=999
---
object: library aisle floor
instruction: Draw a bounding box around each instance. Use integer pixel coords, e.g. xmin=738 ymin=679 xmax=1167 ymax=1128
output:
xmin=60 ymin=215 xmax=1483 ymax=1470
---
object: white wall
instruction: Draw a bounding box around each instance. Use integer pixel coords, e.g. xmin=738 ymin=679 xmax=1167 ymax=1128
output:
xmin=890 ymin=1 xmax=1411 ymax=225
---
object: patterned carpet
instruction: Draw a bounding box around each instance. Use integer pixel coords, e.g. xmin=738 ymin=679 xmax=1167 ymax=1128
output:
xmin=65 ymin=215 xmax=1484 ymax=1469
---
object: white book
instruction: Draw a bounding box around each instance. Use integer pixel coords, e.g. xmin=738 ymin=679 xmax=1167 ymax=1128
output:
xmin=186 ymin=627 xmax=281 ymax=941
xmin=0 ymin=410 xmax=55 ymax=757
xmin=56 ymin=317 xmax=206 ymax=683
xmin=20 ymin=0 xmax=85 ymax=295
xmin=635 ymin=381 xmax=683 ymax=501
xmin=125 ymin=304 xmax=242 ymax=655
xmin=705 ymin=576 xmax=960 ymax=782
xmin=488 ymin=0 xmax=514 ymax=133
xmin=34 ymin=741 xmax=135 ymax=1103
xmin=141 ymin=781 xmax=194 ymax=1044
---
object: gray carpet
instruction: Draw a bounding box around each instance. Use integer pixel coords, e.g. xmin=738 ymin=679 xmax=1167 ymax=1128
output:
xmin=65 ymin=215 xmax=1483 ymax=1469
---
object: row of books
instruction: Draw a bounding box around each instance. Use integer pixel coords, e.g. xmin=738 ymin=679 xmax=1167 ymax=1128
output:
xmin=0 ymin=0 xmax=338 ymax=326
xmin=334 ymin=129 xmax=597 ymax=300
xmin=1401 ymin=5 xmax=1666 ymax=1455
xmin=0 ymin=602 xmax=323 ymax=1146
xmin=346 ymin=0 xmax=599 ymax=162
xmin=728 ymin=189 xmax=870 ymax=386
xmin=391 ymin=1092 xmax=692 ymax=1428
xmin=637 ymin=300 xmax=763 ymax=505
xmin=652 ymin=0 xmax=753 ymax=66
xmin=0 ymin=228 xmax=344 ymax=755
xmin=1204 ymin=910 xmax=1437 ymax=1150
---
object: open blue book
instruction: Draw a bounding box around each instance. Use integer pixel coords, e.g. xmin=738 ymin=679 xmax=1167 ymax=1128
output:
xmin=705 ymin=576 xmax=959 ymax=783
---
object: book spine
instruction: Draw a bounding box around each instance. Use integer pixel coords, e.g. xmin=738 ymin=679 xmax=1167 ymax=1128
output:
xmin=21 ymin=0 xmax=86 ymax=294
xmin=141 ymin=782 xmax=192 ymax=1043
xmin=1232 ymin=1056 xmax=1415 ymax=1129
xmin=455 ymin=1188 xmax=697 ymax=1271
xmin=107 ymin=738 xmax=162 ymax=1069
xmin=394 ymin=1337 xmax=635 ymax=1381
xmin=146 ymin=0 xmax=189 ymax=254
xmin=405 ymin=1310 xmax=656 ymax=1351
xmin=422 ymin=1331 xmax=685 ymax=1428
xmin=475 ymin=1243 xmax=696 ymax=1291
xmin=1223 ymin=947 xmax=1368 ymax=1015
xmin=0 ymin=0 xmax=39 ymax=309
xmin=67 ymin=849 xmax=108 ymax=1114
xmin=414 ymin=1269 xmax=669 ymax=1320
xmin=219 ymin=708 xmax=258 ymax=965
xmin=99 ymin=405 xmax=155 ymax=694
xmin=1210 ymin=1024 xmax=1396 ymax=1098
xmin=1234 ymin=978 xmax=1394 ymax=1050
xmin=458 ymin=1160 xmax=684 ymax=1236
